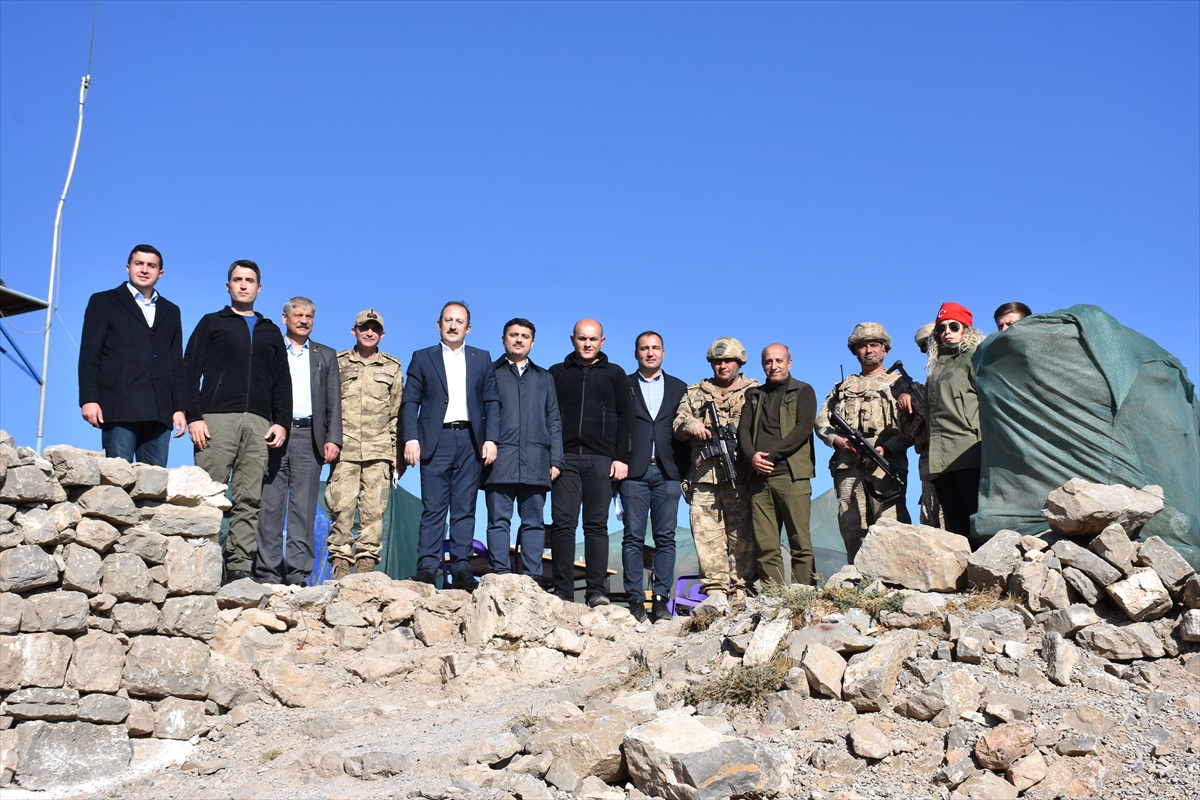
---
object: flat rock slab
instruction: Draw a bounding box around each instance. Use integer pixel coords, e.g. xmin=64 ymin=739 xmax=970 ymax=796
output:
xmin=1042 ymin=479 xmax=1163 ymax=536
xmin=967 ymin=529 xmax=1023 ymax=592
xmin=0 ymin=545 xmax=59 ymax=594
xmin=15 ymin=720 xmax=132 ymax=790
xmin=76 ymin=485 xmax=139 ymax=525
xmin=255 ymin=658 xmax=339 ymax=707
xmin=855 ymin=518 xmax=970 ymax=592
xmin=1105 ymin=568 xmax=1173 ymax=622
xmin=842 ymin=629 xmax=917 ymax=711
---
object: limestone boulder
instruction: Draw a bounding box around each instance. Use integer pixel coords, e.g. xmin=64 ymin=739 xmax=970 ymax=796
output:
xmin=112 ymin=602 xmax=160 ymax=634
xmin=1042 ymin=604 xmax=1101 ymax=638
xmin=114 ymin=528 xmax=170 ymax=564
xmin=413 ymin=609 xmax=455 ymax=646
xmin=166 ymin=466 xmax=228 ymax=506
xmin=1008 ymin=561 xmax=1069 ymax=612
xmin=239 ymin=627 xmax=286 ymax=663
xmin=0 ymin=545 xmax=59 ymax=593
xmin=164 ymin=538 xmax=222 ymax=595
xmin=462 ymin=573 xmax=565 ymax=647
xmin=0 ymin=632 xmax=73 ymax=690
xmin=955 ymin=770 xmax=1019 ymax=800
xmin=842 ymin=629 xmax=917 ymax=711
xmin=1180 ymin=609 xmax=1200 ymax=642
xmin=1 ymin=592 xmax=23 ymax=633
xmin=145 ymin=504 xmax=223 ymax=537
xmin=1042 ymin=479 xmax=1163 ymax=535
xmin=1075 ymin=623 xmax=1147 ymax=661
xmin=122 ymin=635 xmax=211 ymax=698
xmin=848 ymin=718 xmax=892 ymax=759
xmin=742 ymin=608 xmax=792 ymax=667
xmin=1088 ymin=524 xmax=1138 ymax=575
xmin=325 ymin=601 xmax=368 ymax=627
xmin=159 ymin=595 xmax=218 ymax=639
xmin=254 ymin=658 xmax=339 ymax=707
xmin=73 ymin=518 xmax=120 ymax=553
xmin=16 ymin=508 xmax=70 ymax=547
xmin=897 ymin=667 xmax=980 ymax=724
xmin=14 ymin=721 xmax=131 ymax=790
xmin=624 ymin=711 xmax=783 ymax=800
xmin=855 ymin=518 xmax=970 ymax=592
xmin=43 ymin=445 xmax=102 ymax=486
xmin=1105 ymin=568 xmax=1173 ymax=622
xmin=77 ymin=694 xmax=130 ymax=724
xmin=1043 ymin=631 xmax=1080 ymax=685
xmin=130 ymin=464 xmax=168 ymax=500
xmin=967 ymin=529 xmax=1023 ymax=592
xmin=877 ymin=592 xmax=947 ymax=629
xmin=48 ymin=502 xmax=82 ymax=532
xmin=975 ymin=721 xmax=1035 ymax=770
xmin=62 ymin=543 xmax=103 ymax=594
xmin=1135 ymin=536 xmax=1195 ymax=592
xmin=98 ymin=458 xmax=136 ymax=488
xmin=1062 ymin=567 xmax=1101 ymax=605
xmin=76 ymin=485 xmax=138 ymax=525
xmin=102 ymin=553 xmax=152 ymax=601
xmin=216 ymin=577 xmax=276 ymax=609
xmin=800 ymin=643 xmax=846 ymax=699
xmin=0 ymin=465 xmax=59 ymax=503
xmin=1051 ymin=539 xmax=1122 ymax=586
xmin=154 ymin=696 xmax=208 ymax=740
xmin=65 ymin=631 xmax=125 ymax=693
xmin=20 ymin=591 xmax=89 ymax=633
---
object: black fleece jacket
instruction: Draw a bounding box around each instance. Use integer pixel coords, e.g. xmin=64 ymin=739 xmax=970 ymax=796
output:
xmin=548 ymin=351 xmax=633 ymax=463
xmin=184 ymin=307 xmax=292 ymax=426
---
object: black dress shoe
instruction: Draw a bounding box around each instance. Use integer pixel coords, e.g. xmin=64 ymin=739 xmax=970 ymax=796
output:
xmin=223 ymin=569 xmax=255 ymax=586
xmin=586 ymin=592 xmax=610 ymax=608
xmin=650 ymin=594 xmax=671 ymax=622
xmin=628 ymin=600 xmax=649 ymax=623
xmin=413 ymin=569 xmax=437 ymax=586
xmin=451 ymin=570 xmax=479 ymax=592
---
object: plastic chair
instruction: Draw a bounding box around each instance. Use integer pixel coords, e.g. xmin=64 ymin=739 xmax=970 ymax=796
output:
xmin=438 ymin=539 xmax=491 ymax=584
xmin=669 ymin=574 xmax=707 ymax=616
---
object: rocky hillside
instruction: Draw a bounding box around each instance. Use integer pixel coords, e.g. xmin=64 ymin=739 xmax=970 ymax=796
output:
xmin=1 ymin=434 xmax=1198 ymax=799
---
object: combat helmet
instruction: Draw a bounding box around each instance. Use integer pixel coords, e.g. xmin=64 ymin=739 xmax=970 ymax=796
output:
xmin=847 ymin=322 xmax=891 ymax=352
xmin=707 ymin=337 xmax=747 ymax=365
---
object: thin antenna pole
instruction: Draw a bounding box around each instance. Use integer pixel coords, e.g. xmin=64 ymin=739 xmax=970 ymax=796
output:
xmin=36 ymin=2 xmax=97 ymax=455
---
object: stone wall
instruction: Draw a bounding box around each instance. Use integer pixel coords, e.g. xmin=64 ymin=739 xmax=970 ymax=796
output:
xmin=0 ymin=433 xmax=230 ymax=788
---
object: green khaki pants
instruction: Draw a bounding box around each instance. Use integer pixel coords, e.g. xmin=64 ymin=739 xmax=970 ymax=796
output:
xmin=325 ymin=459 xmax=392 ymax=562
xmin=195 ymin=412 xmax=269 ymax=570
xmin=749 ymin=473 xmax=813 ymax=587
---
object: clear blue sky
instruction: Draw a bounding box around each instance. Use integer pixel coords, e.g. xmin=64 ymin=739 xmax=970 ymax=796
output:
xmin=2 ymin=2 xmax=1197 ymax=522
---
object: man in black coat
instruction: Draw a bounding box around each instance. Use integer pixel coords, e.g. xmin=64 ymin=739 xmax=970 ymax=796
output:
xmin=185 ymin=260 xmax=292 ymax=584
xmin=78 ymin=244 xmax=187 ymax=465
xmin=482 ymin=318 xmax=564 ymax=579
xmin=619 ymin=331 xmax=691 ymax=623
xmin=547 ymin=318 xmax=632 ymax=606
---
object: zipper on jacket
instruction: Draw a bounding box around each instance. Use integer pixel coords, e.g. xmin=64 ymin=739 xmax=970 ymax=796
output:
xmin=244 ymin=316 xmax=255 ymax=411
xmin=577 ymin=364 xmax=588 ymax=454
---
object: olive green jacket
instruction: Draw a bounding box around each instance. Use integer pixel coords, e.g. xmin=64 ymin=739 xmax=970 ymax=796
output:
xmin=738 ymin=376 xmax=817 ymax=481
xmin=926 ymin=338 xmax=982 ymax=476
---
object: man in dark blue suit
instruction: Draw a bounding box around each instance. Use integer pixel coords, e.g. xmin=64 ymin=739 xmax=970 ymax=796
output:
xmin=78 ymin=244 xmax=187 ymax=465
xmin=619 ymin=332 xmax=691 ymax=623
xmin=401 ymin=301 xmax=501 ymax=590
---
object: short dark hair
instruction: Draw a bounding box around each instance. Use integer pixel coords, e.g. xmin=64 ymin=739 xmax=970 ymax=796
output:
xmin=503 ymin=317 xmax=536 ymax=339
xmin=993 ymin=302 xmax=1032 ymax=323
xmin=227 ymin=259 xmax=261 ymax=282
xmin=634 ymin=330 xmax=663 ymax=349
xmin=439 ymin=301 xmax=470 ymax=326
xmin=127 ymin=244 xmax=163 ymax=269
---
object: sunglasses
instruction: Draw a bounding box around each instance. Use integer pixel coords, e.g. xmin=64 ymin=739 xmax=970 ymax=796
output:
xmin=935 ymin=321 xmax=962 ymax=335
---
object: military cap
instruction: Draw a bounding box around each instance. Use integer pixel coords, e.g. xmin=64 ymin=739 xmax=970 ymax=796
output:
xmin=354 ymin=309 xmax=385 ymax=330
xmin=707 ymin=337 xmax=747 ymax=364
xmin=847 ymin=322 xmax=891 ymax=352
xmin=914 ymin=323 xmax=935 ymax=345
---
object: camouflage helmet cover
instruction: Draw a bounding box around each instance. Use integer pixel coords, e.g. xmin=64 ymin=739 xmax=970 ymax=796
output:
xmin=707 ymin=337 xmax=748 ymax=365
xmin=847 ymin=322 xmax=892 ymax=352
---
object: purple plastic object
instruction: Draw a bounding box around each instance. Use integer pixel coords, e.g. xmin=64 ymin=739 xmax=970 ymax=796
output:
xmin=439 ymin=539 xmax=491 ymax=582
xmin=668 ymin=574 xmax=708 ymax=616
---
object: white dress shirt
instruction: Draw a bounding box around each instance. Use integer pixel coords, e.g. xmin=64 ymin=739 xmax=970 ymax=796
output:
xmin=126 ymin=282 xmax=158 ymax=327
xmin=442 ymin=342 xmax=469 ymax=423
xmin=287 ymin=340 xmax=313 ymax=418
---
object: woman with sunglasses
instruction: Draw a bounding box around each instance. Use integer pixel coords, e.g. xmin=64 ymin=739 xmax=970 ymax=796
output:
xmin=922 ymin=302 xmax=986 ymax=540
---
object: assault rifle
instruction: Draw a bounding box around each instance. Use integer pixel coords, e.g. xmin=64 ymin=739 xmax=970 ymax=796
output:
xmin=887 ymin=360 xmax=925 ymax=417
xmin=699 ymin=400 xmax=739 ymax=484
xmin=830 ymin=410 xmax=905 ymax=501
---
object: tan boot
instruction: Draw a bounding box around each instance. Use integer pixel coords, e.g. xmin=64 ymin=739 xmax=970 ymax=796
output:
xmin=355 ymin=557 xmax=377 ymax=575
xmin=331 ymin=559 xmax=351 ymax=581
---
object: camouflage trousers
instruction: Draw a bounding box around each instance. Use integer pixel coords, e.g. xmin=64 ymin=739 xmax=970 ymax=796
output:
xmin=834 ymin=466 xmax=908 ymax=565
xmin=326 ymin=459 xmax=391 ymax=562
xmin=917 ymin=453 xmax=944 ymax=529
xmin=688 ymin=482 xmax=757 ymax=597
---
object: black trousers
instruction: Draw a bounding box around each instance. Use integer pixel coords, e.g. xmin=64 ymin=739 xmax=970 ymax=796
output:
xmin=932 ymin=467 xmax=980 ymax=537
xmin=548 ymin=453 xmax=613 ymax=600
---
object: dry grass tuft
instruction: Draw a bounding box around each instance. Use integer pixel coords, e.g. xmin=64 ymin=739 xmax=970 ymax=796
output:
xmin=681 ymin=657 xmax=789 ymax=709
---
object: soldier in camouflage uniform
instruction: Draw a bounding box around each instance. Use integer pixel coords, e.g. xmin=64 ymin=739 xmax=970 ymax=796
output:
xmin=814 ymin=322 xmax=911 ymax=565
xmin=326 ymin=309 xmax=403 ymax=579
xmin=672 ymin=337 xmax=760 ymax=611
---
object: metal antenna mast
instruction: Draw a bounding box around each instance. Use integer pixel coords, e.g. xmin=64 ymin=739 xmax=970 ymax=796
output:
xmin=36 ymin=2 xmax=98 ymax=454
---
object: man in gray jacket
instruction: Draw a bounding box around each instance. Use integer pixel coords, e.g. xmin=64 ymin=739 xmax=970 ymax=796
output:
xmin=483 ymin=318 xmax=564 ymax=579
xmin=254 ymin=297 xmax=342 ymax=585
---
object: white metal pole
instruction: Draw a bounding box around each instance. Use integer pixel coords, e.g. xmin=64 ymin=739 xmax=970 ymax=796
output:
xmin=35 ymin=73 xmax=90 ymax=455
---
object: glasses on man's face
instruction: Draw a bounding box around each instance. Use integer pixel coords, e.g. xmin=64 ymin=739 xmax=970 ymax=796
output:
xmin=935 ymin=321 xmax=962 ymax=335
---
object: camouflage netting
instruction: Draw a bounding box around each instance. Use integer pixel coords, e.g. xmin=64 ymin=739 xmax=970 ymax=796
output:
xmin=972 ymin=304 xmax=1200 ymax=569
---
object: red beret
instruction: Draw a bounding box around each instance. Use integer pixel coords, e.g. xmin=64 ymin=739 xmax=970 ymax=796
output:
xmin=936 ymin=302 xmax=973 ymax=327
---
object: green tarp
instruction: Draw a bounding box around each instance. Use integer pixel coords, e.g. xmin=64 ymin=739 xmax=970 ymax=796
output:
xmin=973 ymin=304 xmax=1200 ymax=569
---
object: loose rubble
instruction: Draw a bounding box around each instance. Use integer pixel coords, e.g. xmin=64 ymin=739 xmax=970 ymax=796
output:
xmin=2 ymin=433 xmax=1198 ymax=799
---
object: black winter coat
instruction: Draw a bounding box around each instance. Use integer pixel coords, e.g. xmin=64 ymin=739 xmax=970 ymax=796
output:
xmin=548 ymin=351 xmax=633 ymax=463
xmin=184 ymin=307 xmax=292 ymax=426
xmin=482 ymin=358 xmax=564 ymax=489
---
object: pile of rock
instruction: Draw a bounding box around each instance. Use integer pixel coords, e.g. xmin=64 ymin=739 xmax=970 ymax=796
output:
xmin=1 ymin=436 xmax=229 ymax=788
